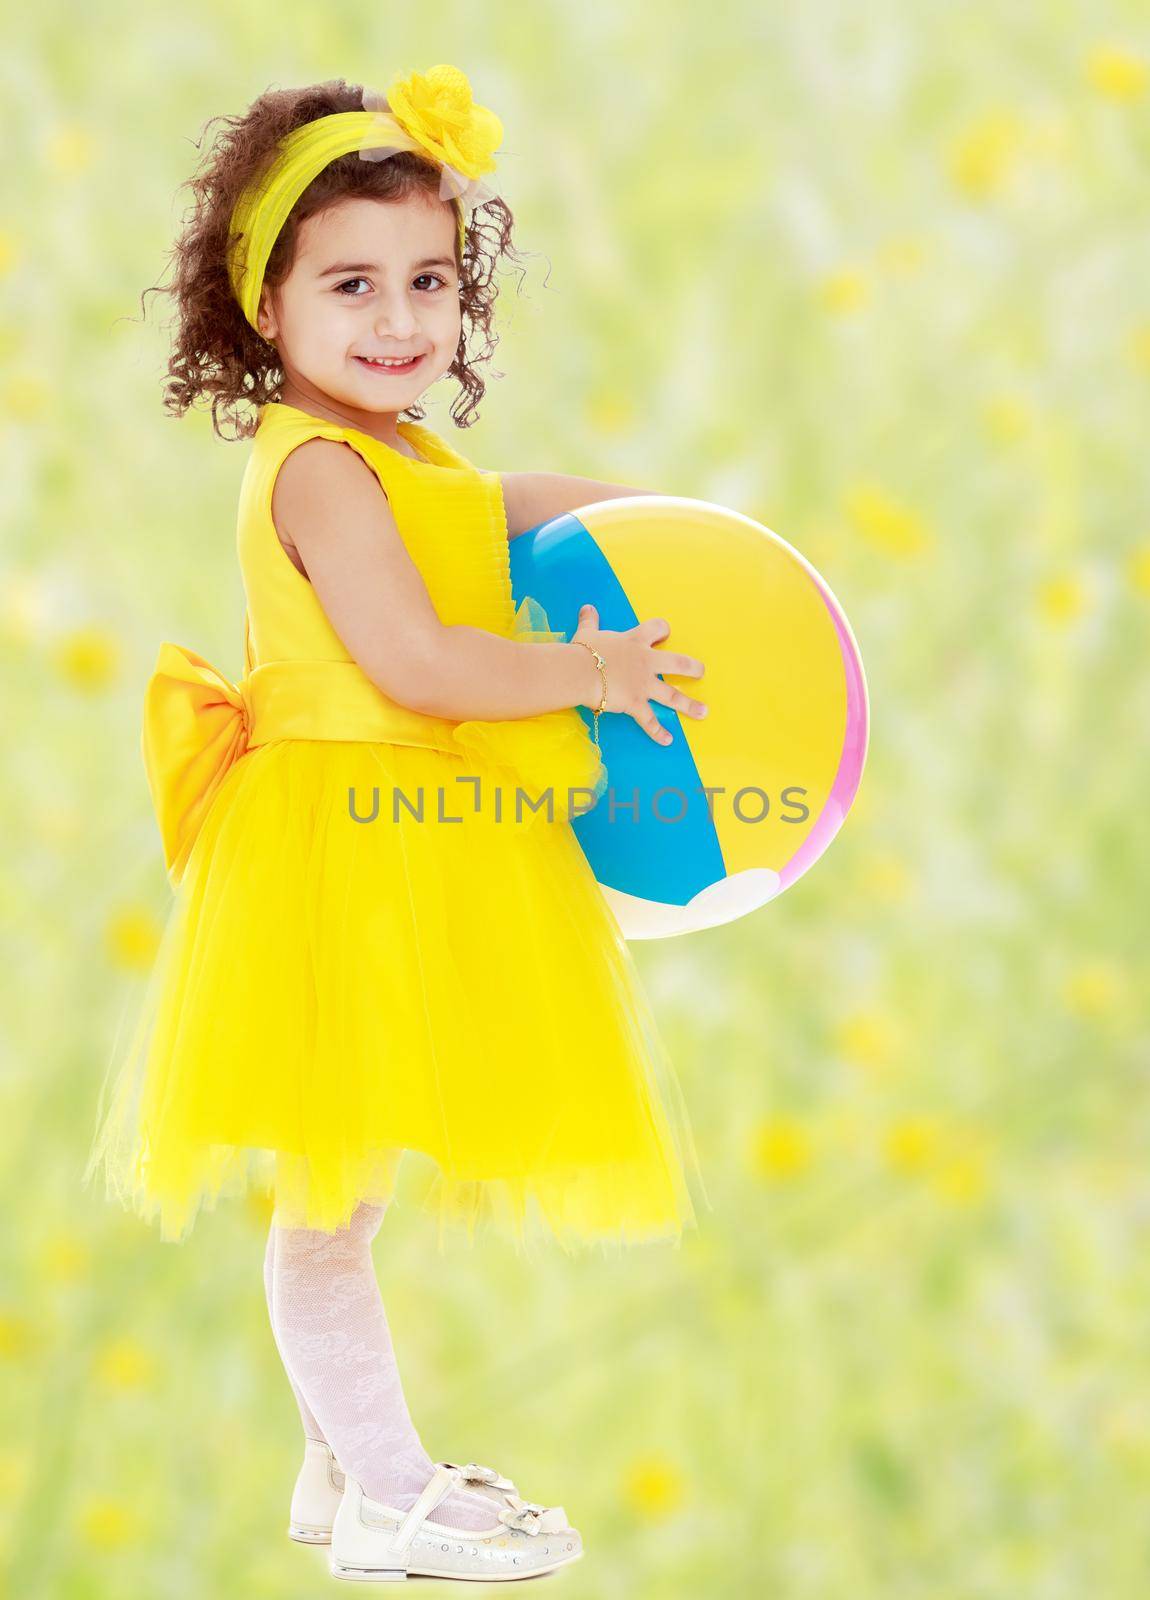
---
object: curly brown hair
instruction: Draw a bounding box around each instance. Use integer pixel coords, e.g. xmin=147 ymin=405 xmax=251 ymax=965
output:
xmin=141 ymin=78 xmax=527 ymax=441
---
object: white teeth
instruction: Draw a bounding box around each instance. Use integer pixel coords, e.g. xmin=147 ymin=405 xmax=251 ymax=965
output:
xmin=362 ymin=356 xmax=420 ymax=367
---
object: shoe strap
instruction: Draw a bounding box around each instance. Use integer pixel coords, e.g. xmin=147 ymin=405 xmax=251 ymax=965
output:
xmin=388 ymin=1465 xmax=460 ymax=1554
xmin=442 ymin=1459 xmax=517 ymax=1495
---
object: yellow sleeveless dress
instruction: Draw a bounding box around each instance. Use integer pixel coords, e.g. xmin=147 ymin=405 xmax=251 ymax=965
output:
xmin=84 ymin=400 xmax=709 ymax=1254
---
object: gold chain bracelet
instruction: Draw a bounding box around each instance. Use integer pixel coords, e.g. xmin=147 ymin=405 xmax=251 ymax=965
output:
xmin=573 ymin=638 xmax=608 ymax=752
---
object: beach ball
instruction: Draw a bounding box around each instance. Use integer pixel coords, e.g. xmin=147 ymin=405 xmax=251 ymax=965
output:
xmin=509 ymin=495 xmax=869 ymax=940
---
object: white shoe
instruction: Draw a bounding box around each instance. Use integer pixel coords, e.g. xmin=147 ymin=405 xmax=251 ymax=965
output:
xmin=288 ymin=1440 xmax=566 ymax=1547
xmin=289 ymin=1438 xmax=347 ymax=1544
xmin=329 ymin=1463 xmax=584 ymax=1583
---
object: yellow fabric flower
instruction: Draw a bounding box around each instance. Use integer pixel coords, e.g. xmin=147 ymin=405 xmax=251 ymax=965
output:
xmin=384 ymin=64 xmax=503 ymax=181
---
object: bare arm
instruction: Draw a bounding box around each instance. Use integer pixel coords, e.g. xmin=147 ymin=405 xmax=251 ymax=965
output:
xmin=273 ymin=439 xmax=601 ymax=721
xmin=497 ymin=471 xmax=655 ymax=541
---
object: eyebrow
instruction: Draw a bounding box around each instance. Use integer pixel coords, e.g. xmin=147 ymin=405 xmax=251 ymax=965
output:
xmin=317 ymin=257 xmax=457 ymax=277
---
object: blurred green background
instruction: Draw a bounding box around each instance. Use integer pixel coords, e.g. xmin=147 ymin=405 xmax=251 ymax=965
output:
xmin=4 ymin=1 xmax=1149 ymax=1595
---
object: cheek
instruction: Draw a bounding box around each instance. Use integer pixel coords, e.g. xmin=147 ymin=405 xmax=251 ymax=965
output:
xmin=308 ymin=302 xmax=358 ymax=354
xmin=279 ymin=294 xmax=339 ymax=349
xmin=435 ymin=299 xmax=464 ymax=343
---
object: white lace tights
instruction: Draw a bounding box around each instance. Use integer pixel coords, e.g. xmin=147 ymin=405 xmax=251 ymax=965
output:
xmin=263 ymin=1198 xmax=500 ymax=1532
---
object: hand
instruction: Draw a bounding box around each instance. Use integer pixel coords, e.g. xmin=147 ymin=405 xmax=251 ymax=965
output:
xmin=572 ymin=603 xmax=707 ymax=747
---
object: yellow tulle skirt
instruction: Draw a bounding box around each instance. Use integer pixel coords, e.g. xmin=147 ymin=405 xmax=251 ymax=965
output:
xmin=85 ymin=733 xmax=710 ymax=1255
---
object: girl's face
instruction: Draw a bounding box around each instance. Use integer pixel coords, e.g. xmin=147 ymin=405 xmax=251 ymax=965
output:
xmin=257 ymin=193 xmax=462 ymax=420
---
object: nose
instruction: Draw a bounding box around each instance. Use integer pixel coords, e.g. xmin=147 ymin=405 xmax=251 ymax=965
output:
xmin=372 ymin=291 xmax=421 ymax=340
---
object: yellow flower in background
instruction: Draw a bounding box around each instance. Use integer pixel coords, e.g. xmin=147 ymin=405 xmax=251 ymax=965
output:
xmin=38 ymin=1234 xmax=91 ymax=1283
xmin=77 ymin=1497 xmax=140 ymax=1550
xmin=622 ymin=1454 xmax=686 ymax=1519
xmin=1035 ymin=571 xmax=1090 ymax=624
xmin=946 ymin=110 xmax=1023 ymax=199
xmin=883 ymin=1116 xmax=943 ymax=1174
xmin=750 ymin=1115 xmax=813 ymax=1180
xmin=3 ymin=371 xmax=50 ymax=417
xmin=0 ymin=1314 xmax=35 ymax=1360
xmin=1098 ymin=1401 xmax=1150 ymax=1466
xmin=844 ymin=482 xmax=933 ymax=558
xmin=51 ymin=626 xmax=120 ymax=690
xmin=46 ymin=124 xmax=95 ymax=174
xmin=1001 ymin=1536 xmax=1046 ymax=1581
xmin=1062 ymin=960 xmax=1124 ymax=1018
xmin=1126 ymin=544 xmax=1150 ymax=595
xmin=0 ymin=232 xmax=16 ymax=275
xmin=0 ymin=1450 xmax=29 ymax=1498
xmin=105 ymin=904 xmax=163 ymax=971
xmin=818 ymin=268 xmax=869 ymax=314
xmin=586 ymin=387 xmax=637 ymax=436
xmin=1085 ymin=44 xmax=1148 ymax=102
xmin=1126 ymin=324 xmax=1150 ymax=370
xmin=856 ymin=851 xmax=913 ymax=903
xmin=93 ymin=1336 xmax=157 ymax=1390
xmin=931 ymin=1140 xmax=991 ymax=1206
xmin=877 ymin=236 xmax=926 ymax=275
xmin=983 ymin=395 xmax=1034 ymax=443
xmin=834 ymin=1010 xmax=901 ymax=1072
xmin=384 ymin=64 xmax=503 ymax=179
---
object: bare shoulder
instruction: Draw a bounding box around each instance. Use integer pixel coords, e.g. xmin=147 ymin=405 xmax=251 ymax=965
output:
xmin=274 ymin=435 xmax=387 ymax=508
xmin=271 ymin=437 xmax=389 ymax=576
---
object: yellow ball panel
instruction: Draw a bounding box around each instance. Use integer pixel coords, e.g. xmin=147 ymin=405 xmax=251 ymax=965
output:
xmin=580 ymin=498 xmax=847 ymax=877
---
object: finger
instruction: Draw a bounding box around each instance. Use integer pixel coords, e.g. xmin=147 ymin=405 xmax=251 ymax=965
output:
xmin=658 ymin=653 xmax=705 ymax=679
xmin=634 ymin=708 xmax=673 ymax=746
xmin=648 ymin=683 xmax=709 ymax=720
xmin=636 ymin=616 xmax=670 ymax=641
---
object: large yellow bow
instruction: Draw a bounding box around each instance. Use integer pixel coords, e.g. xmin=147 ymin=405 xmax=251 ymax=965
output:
xmin=142 ymin=642 xmax=249 ymax=887
xmin=141 ymin=597 xmax=608 ymax=889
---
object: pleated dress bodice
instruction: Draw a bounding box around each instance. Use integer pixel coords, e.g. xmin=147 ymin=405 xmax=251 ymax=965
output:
xmin=228 ymin=400 xmax=608 ymax=808
xmin=238 ymin=401 xmax=519 ymax=672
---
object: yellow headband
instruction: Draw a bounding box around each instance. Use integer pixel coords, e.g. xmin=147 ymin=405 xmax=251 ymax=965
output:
xmin=226 ymin=65 xmax=503 ymax=333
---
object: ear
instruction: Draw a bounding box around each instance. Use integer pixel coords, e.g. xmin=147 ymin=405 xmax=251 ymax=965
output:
xmin=255 ymin=287 xmax=277 ymax=342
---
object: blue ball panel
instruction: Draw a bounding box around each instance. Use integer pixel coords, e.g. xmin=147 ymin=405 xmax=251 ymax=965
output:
xmin=509 ymin=514 xmax=727 ymax=907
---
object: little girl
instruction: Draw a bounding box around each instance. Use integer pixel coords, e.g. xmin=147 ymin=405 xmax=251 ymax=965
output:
xmin=84 ymin=66 xmax=710 ymax=1582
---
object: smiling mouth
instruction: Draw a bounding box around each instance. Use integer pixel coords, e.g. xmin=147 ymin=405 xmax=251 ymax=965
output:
xmin=355 ymin=354 xmax=426 ymax=375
